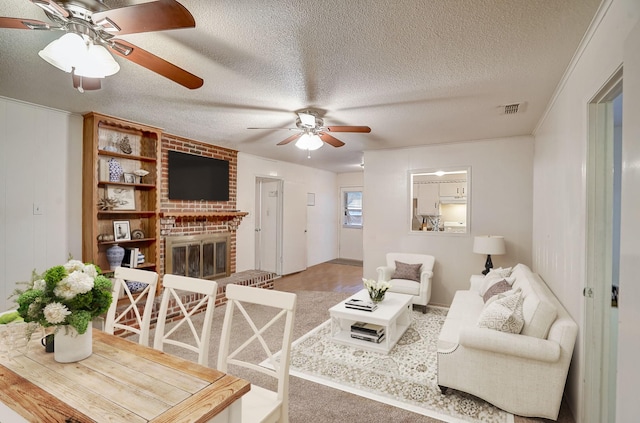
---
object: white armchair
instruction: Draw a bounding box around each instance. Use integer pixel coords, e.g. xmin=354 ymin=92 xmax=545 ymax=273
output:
xmin=376 ymin=253 xmax=435 ymax=313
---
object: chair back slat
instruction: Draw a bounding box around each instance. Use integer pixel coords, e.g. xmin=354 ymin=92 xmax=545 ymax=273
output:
xmin=153 ymin=274 xmax=218 ymax=366
xmin=104 ymin=267 xmax=159 ymax=347
xmin=217 ymin=284 xmax=297 ymax=422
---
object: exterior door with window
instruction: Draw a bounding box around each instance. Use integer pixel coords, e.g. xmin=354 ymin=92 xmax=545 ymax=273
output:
xmin=339 ymin=187 xmax=363 ymax=260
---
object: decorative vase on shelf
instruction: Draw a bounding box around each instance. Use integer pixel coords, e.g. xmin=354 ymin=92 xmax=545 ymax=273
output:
xmin=54 ymin=325 xmax=92 ymax=363
xmin=108 ymin=158 xmax=123 ymax=182
xmin=106 ymin=244 xmax=125 ymax=270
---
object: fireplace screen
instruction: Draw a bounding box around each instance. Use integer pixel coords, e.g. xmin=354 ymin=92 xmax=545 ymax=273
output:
xmin=166 ymin=233 xmax=230 ymax=280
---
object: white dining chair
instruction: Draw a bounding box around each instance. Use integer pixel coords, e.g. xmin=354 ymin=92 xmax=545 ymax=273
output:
xmin=104 ymin=267 xmax=159 ymax=346
xmin=153 ymin=274 xmax=218 ymax=366
xmin=217 ymin=284 xmax=297 ymax=423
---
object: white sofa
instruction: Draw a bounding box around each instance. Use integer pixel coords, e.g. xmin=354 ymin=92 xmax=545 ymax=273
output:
xmin=437 ymin=263 xmax=577 ymax=420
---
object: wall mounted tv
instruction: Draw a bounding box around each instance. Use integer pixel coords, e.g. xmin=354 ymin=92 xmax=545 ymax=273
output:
xmin=168 ymin=150 xmax=230 ymax=201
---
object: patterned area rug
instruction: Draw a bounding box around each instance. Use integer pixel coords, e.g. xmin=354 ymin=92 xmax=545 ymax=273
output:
xmin=276 ymin=307 xmax=514 ymax=423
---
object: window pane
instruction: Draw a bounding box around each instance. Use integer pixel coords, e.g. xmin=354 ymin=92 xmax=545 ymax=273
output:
xmin=343 ymin=191 xmax=363 ymax=227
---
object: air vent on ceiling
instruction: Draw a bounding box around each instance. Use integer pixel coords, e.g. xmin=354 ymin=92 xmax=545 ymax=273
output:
xmin=499 ymin=102 xmax=526 ymax=115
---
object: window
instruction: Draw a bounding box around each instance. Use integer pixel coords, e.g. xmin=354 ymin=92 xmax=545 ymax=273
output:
xmin=343 ymin=190 xmax=362 ymax=228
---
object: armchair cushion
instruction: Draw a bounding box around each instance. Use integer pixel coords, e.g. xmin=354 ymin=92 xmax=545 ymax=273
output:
xmin=387 ymin=278 xmax=420 ymax=296
xmin=391 ymin=261 xmax=422 ymax=282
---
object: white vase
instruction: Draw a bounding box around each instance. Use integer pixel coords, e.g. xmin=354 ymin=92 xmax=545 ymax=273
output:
xmin=54 ymin=325 xmax=92 ymax=363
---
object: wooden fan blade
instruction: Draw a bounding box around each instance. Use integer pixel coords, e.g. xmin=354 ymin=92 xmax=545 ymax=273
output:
xmin=319 ymin=132 xmax=345 ymax=148
xmin=326 ymin=126 xmax=371 ymax=133
xmin=109 ymin=39 xmax=203 ymax=89
xmin=91 ymin=0 xmax=195 ymax=35
xmin=71 ymin=70 xmax=102 ymax=91
xmin=0 ymin=17 xmax=51 ymax=30
xmin=277 ymin=133 xmax=302 ymax=146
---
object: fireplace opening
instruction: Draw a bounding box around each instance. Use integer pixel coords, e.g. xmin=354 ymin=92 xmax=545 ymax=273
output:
xmin=165 ymin=233 xmax=231 ymax=279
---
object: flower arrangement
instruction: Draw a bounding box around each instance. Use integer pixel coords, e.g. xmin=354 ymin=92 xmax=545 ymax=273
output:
xmin=363 ymin=278 xmax=391 ymax=303
xmin=15 ymin=260 xmax=113 ymax=335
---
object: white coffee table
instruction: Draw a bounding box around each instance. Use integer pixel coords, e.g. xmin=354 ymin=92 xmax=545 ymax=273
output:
xmin=329 ymin=289 xmax=413 ymax=354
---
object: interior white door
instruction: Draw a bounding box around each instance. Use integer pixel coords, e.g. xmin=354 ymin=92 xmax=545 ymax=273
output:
xmin=281 ymin=181 xmax=307 ymax=275
xmin=255 ymin=179 xmax=279 ymax=273
xmin=616 ymin=21 xmax=640 ymax=423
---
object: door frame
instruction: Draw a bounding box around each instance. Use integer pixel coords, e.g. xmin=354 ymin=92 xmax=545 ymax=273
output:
xmin=584 ymin=67 xmax=622 ymax=423
xmin=254 ymin=177 xmax=283 ymax=275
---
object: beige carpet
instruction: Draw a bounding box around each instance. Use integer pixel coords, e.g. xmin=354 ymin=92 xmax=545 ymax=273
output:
xmin=151 ymin=290 xmax=574 ymax=423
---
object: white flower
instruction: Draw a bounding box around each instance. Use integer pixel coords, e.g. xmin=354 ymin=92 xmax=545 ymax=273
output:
xmin=33 ymin=279 xmax=46 ymax=291
xmin=362 ymin=278 xmax=391 ymax=292
xmin=43 ymin=302 xmax=71 ymax=324
xmin=54 ymin=270 xmax=94 ymax=300
xmin=64 ymin=260 xmax=86 ymax=273
xmin=82 ymin=264 xmax=98 ymax=278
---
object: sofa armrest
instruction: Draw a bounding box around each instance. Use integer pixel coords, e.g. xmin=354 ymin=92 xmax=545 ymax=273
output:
xmin=459 ymin=326 xmax=561 ymax=362
xmin=420 ymin=270 xmax=433 ymax=281
xmin=376 ymin=266 xmax=394 ymax=281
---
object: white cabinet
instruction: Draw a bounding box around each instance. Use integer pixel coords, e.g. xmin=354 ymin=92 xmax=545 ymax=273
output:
xmin=416 ymin=183 xmax=439 ymax=215
xmin=439 ymin=182 xmax=466 ymax=198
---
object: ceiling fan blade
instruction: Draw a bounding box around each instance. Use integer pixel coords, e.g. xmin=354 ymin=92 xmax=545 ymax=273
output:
xmin=72 ymin=70 xmax=102 ymax=91
xmin=91 ymin=0 xmax=195 ymax=35
xmin=0 ymin=17 xmax=51 ymax=30
xmin=326 ymin=126 xmax=371 ymax=133
xmin=109 ymin=39 xmax=203 ymax=89
xmin=30 ymin=0 xmax=69 ymax=18
xmin=319 ymin=132 xmax=345 ymax=148
xmin=277 ymin=133 xmax=302 ymax=146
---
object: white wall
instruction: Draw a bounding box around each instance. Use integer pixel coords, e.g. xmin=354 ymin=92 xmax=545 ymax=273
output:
xmin=235 ymin=153 xmax=339 ymax=272
xmin=532 ymin=0 xmax=640 ymax=420
xmin=363 ymin=136 xmax=534 ymax=306
xmin=0 ymin=97 xmax=83 ymax=311
xmin=337 ymin=172 xmax=364 ymax=261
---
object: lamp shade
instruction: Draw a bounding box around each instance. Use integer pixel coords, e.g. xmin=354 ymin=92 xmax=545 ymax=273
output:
xmin=295 ymin=133 xmax=323 ymax=151
xmin=74 ymin=43 xmax=120 ymax=77
xmin=473 ymin=235 xmax=506 ymax=255
xmin=38 ymin=33 xmax=87 ymax=73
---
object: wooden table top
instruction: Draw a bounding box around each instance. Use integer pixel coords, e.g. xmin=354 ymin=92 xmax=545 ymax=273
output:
xmin=0 ymin=329 xmax=250 ymax=422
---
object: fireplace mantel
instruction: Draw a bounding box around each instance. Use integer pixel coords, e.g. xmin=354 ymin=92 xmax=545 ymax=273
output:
xmin=160 ymin=211 xmax=248 ymax=220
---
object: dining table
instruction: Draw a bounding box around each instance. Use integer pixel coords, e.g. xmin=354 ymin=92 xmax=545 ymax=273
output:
xmin=0 ymin=328 xmax=250 ymax=422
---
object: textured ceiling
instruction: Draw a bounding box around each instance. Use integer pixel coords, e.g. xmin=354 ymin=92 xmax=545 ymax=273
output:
xmin=0 ymin=0 xmax=600 ymax=173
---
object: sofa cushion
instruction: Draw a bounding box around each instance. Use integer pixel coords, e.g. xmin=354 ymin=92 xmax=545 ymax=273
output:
xmin=391 ymin=261 xmax=421 ymax=282
xmin=480 ymin=271 xmax=515 ymax=295
xmin=482 ymin=280 xmax=512 ymax=302
xmin=388 ymin=278 xmax=420 ymax=295
xmin=510 ymin=264 xmax=558 ymax=338
xmin=477 ymin=291 xmax=524 ymax=334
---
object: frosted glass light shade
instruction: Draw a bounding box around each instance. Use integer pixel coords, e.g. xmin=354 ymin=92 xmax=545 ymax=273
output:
xmin=38 ymin=33 xmax=119 ymax=78
xmin=75 ymin=44 xmax=120 ymax=77
xmin=38 ymin=33 xmax=87 ymax=73
xmin=295 ymin=133 xmax=323 ymax=151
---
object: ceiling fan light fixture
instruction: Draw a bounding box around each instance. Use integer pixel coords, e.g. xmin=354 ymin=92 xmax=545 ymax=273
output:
xmin=75 ymin=43 xmax=120 ymax=77
xmin=38 ymin=32 xmax=87 ymax=73
xmin=295 ymin=133 xmax=323 ymax=151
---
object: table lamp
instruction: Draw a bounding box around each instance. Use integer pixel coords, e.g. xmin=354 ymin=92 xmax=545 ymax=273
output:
xmin=473 ymin=235 xmax=506 ymax=275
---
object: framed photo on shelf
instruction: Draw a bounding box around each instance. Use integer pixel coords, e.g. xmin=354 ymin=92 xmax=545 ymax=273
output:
xmin=113 ymin=220 xmax=131 ymax=241
xmin=107 ymin=185 xmax=135 ymax=210
xmin=123 ymin=173 xmax=136 ymax=184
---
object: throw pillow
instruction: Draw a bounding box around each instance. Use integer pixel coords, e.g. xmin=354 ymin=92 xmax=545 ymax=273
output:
xmin=126 ymin=280 xmax=148 ymax=293
xmin=488 ymin=267 xmax=513 ymax=278
xmin=391 ymin=261 xmax=422 ymax=282
xmin=480 ymin=271 xmax=516 ymax=295
xmin=477 ymin=291 xmax=525 ymax=334
xmin=482 ymin=279 xmax=511 ymax=303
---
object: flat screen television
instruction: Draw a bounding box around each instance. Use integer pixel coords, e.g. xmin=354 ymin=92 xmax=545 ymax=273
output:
xmin=168 ymin=150 xmax=229 ymax=201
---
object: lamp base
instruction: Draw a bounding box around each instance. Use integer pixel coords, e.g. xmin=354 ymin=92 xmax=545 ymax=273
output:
xmin=482 ymin=254 xmax=493 ymax=275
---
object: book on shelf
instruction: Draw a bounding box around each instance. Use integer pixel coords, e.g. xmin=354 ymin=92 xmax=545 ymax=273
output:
xmin=350 ymin=332 xmax=386 ymax=343
xmin=351 ymin=321 xmax=385 ymax=336
xmin=122 ymin=247 xmax=140 ymax=268
xmin=345 ymin=298 xmax=377 ymax=312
